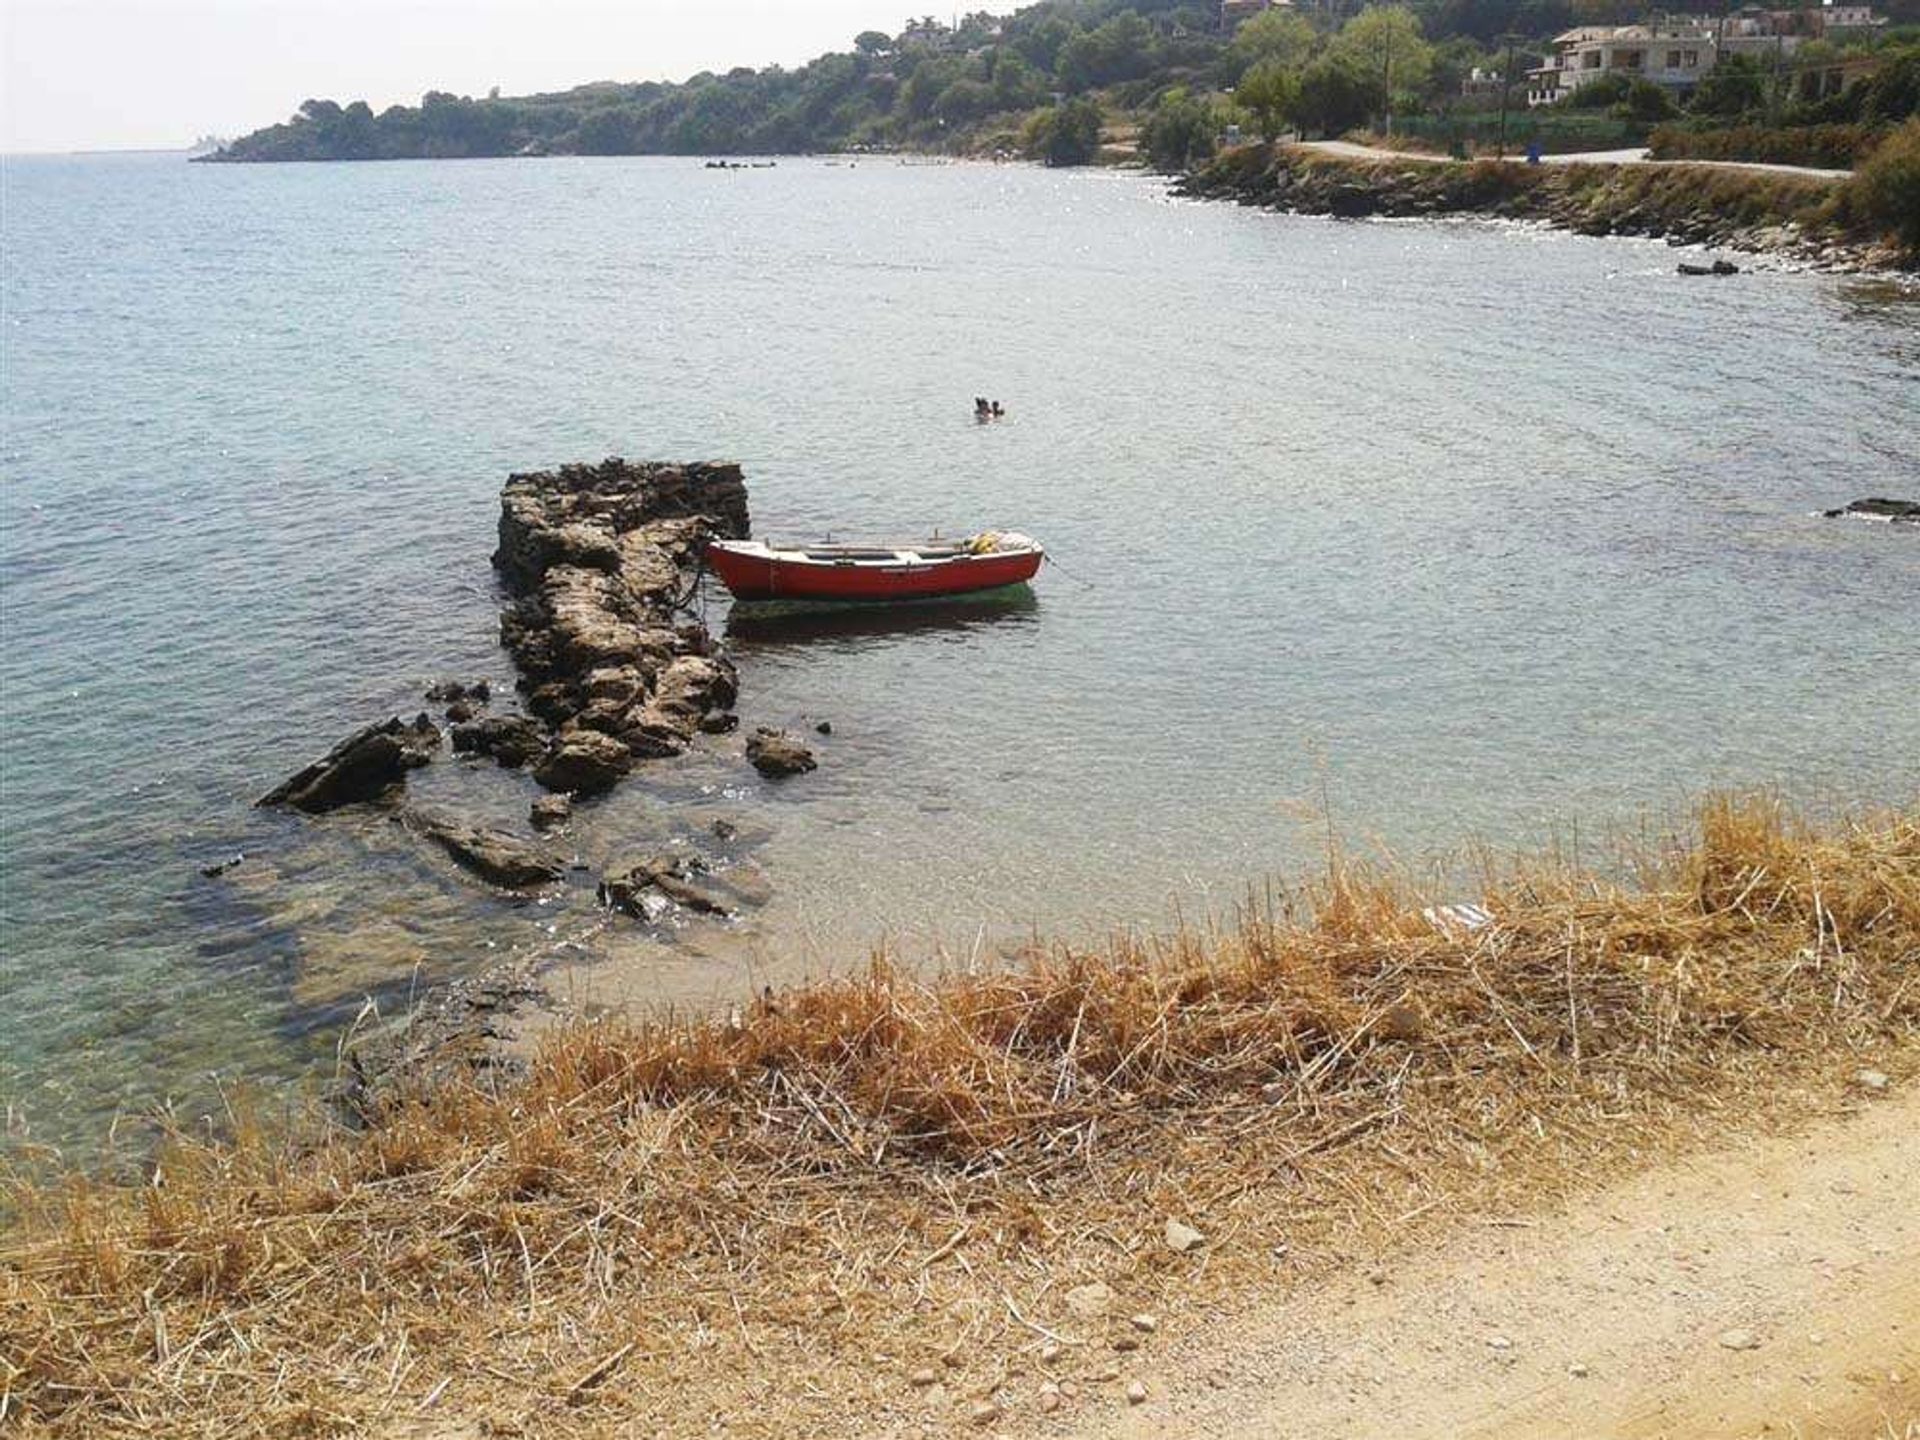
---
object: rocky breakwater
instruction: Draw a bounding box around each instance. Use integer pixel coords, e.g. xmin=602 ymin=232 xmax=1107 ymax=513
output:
xmin=1176 ymin=145 xmax=1906 ymax=273
xmin=492 ymin=459 xmax=750 ymax=795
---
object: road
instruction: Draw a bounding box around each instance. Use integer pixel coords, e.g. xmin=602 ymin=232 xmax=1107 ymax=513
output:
xmin=1300 ymin=138 xmax=1854 ymax=180
xmin=1039 ymin=1084 xmax=1919 ymax=1439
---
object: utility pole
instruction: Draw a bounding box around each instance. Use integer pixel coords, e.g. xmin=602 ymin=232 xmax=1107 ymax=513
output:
xmin=1497 ymin=33 xmax=1518 ymax=158
xmin=1384 ymin=23 xmax=1395 ymax=138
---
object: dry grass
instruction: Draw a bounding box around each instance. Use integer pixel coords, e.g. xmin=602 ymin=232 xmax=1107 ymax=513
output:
xmin=3 ymin=795 xmax=1916 ymax=1438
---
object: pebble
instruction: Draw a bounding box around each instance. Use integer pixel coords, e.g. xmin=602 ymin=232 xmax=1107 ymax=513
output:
xmin=1065 ymin=1281 xmax=1115 ymax=1318
xmin=1093 ymin=1363 xmax=1120 ymax=1382
xmin=968 ymin=1399 xmax=999 ymax=1426
xmin=1367 ymin=1269 xmax=1389 ymax=1287
xmin=1126 ymin=1380 xmax=1149 ymax=1406
xmin=1487 ymin=1336 xmax=1513 ymax=1351
xmin=815 ymin=719 xmax=833 ymax=735
xmin=908 ymin=1368 xmax=938 ymax=1389
xmin=1719 ymin=1328 xmax=1761 ymax=1351
xmin=1059 ymin=1381 xmax=1079 ymax=1399
xmin=1164 ymin=1218 xmax=1206 ymax=1254
xmin=1038 ymin=1390 xmax=1061 ymax=1414
xmin=1855 ymin=1069 xmax=1890 ymax=1093
xmin=1112 ymin=1334 xmax=1140 ymax=1353
xmin=1130 ymin=1313 xmax=1158 ymax=1333
xmin=1040 ymin=1341 xmax=1063 ymax=1364
xmin=1569 ymin=1362 xmax=1590 ymax=1378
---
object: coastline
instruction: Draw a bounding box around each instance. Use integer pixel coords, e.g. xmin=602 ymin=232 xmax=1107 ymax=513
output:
xmin=7 ymin=797 xmax=1915 ymax=1435
xmin=1175 ymin=142 xmax=1914 ymax=276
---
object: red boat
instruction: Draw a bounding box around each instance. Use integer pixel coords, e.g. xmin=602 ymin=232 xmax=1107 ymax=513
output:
xmin=705 ymin=532 xmax=1044 ymax=603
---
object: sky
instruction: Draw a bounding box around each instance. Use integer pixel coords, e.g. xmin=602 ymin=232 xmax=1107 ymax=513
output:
xmin=1 ymin=0 xmax=919 ymax=153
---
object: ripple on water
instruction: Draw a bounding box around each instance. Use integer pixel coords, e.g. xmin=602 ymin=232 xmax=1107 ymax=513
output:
xmin=2 ymin=152 xmax=1917 ymax=1156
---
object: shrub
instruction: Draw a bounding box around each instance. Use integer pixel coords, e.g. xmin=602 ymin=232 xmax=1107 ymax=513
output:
xmin=1647 ymin=122 xmax=1889 ymax=167
xmin=1848 ymin=116 xmax=1920 ymax=249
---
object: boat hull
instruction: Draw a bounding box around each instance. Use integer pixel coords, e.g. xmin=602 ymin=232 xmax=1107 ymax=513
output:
xmin=705 ymin=543 xmax=1042 ymax=603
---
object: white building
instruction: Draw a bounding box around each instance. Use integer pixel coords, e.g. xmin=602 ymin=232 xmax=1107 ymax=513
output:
xmin=1526 ymin=25 xmax=1716 ymax=106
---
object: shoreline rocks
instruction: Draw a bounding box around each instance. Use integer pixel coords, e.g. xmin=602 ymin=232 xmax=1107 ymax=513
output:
xmin=257 ymin=715 xmax=441 ymax=812
xmin=1174 ymin=146 xmax=1909 ymax=275
xmin=493 ymin=459 xmax=751 ymax=793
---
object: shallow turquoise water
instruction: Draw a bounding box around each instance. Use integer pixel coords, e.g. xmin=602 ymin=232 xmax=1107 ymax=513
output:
xmin=2 ymin=152 xmax=1916 ymax=1157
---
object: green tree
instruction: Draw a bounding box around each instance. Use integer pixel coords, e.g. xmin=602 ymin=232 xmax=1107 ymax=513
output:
xmin=1143 ymin=86 xmax=1217 ymax=168
xmin=854 ymin=30 xmax=892 ymax=55
xmin=1237 ymin=58 xmax=1302 ymax=140
xmin=1327 ymin=7 xmax=1435 ymax=103
xmin=1618 ymin=77 xmax=1678 ymax=121
xmin=1228 ymin=10 xmax=1318 ymax=77
xmin=1690 ymin=54 xmax=1766 ymax=117
xmin=1294 ymin=57 xmax=1384 ymax=135
xmin=1024 ymin=97 xmax=1103 ymax=164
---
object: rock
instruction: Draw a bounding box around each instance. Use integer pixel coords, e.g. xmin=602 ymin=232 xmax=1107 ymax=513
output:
xmin=399 ymin=809 xmax=564 ymax=890
xmin=1163 ymin=1218 xmax=1205 ymax=1254
xmin=451 ymin=715 xmax=546 ymax=769
xmin=1487 ymin=1335 xmax=1513 ymax=1351
xmin=1111 ymin=1334 xmax=1140 ymax=1353
xmin=533 ymin=730 xmax=631 ymax=795
xmin=529 ymin=794 xmax=573 ymax=832
xmin=600 ymin=855 xmax=734 ymax=919
xmin=199 ymin=853 xmax=244 ymax=878
xmin=968 ymin=1399 xmax=998 ymax=1426
xmin=486 ymin=459 xmax=752 ymax=795
xmin=1092 ymin=1363 xmax=1120 ymax=1383
xmin=815 ymin=719 xmax=833 ymax=735
xmin=710 ymin=818 xmax=739 ymax=841
xmin=1824 ymin=497 xmax=1920 ymax=524
xmin=583 ymin=665 xmax=648 ymax=709
xmin=1125 ymin=1380 xmax=1148 ymax=1406
xmin=1064 ymin=1281 xmax=1114 ymax=1318
xmin=445 ymin=699 xmax=476 ymax=724
xmin=257 ymin=715 xmax=439 ymax=813
xmin=746 ymin=727 xmax=816 ymax=778
xmin=699 ymin=711 xmax=740 ymax=735
xmin=1040 ymin=1342 xmax=1064 ymax=1364
xmin=1130 ymin=1313 xmax=1158 ymax=1333
xmin=1038 ymin=1387 xmax=1061 ymax=1414
xmin=1855 ymin=1068 xmax=1891 ymax=1092
xmin=1569 ymin=1362 xmax=1590 ymax=1378
xmin=652 ymin=655 xmax=738 ymax=717
xmin=1718 ymin=1328 xmax=1760 ymax=1351
xmin=908 ymin=1368 xmax=938 ymax=1389
xmin=424 ymin=679 xmax=487 ymax=703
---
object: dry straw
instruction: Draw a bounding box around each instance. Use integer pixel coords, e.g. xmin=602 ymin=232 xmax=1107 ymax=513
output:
xmin=2 ymin=794 xmax=1915 ymax=1437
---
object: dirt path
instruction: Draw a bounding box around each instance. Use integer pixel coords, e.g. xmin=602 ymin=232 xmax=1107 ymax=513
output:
xmin=1044 ymin=1083 xmax=1918 ymax=1440
xmin=1300 ymin=138 xmax=1854 ymax=179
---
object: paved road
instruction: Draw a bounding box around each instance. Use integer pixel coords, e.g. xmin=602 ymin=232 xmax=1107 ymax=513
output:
xmin=1301 ymin=138 xmax=1853 ymax=180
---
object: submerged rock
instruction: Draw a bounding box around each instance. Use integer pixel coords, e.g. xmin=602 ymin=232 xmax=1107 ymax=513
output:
xmin=257 ymin=715 xmax=440 ymax=813
xmin=529 ymin=794 xmax=574 ymax=832
xmin=1824 ymin=497 xmax=1919 ymax=524
xmin=600 ymin=853 xmax=734 ymax=918
xmin=424 ymin=678 xmax=491 ymax=704
xmin=451 ymin=715 xmax=545 ymax=769
xmin=746 ymin=727 xmax=817 ymax=778
xmin=399 ymin=808 xmax=565 ymax=890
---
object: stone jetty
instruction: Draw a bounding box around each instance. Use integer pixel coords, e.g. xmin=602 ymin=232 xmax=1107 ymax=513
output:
xmin=493 ymin=459 xmax=750 ymax=793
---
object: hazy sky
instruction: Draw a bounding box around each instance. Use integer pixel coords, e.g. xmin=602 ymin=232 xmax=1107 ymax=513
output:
xmin=2 ymin=0 xmax=918 ymax=153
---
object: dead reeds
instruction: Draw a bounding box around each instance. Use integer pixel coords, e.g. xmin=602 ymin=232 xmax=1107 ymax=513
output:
xmin=2 ymin=794 xmax=1915 ymax=1437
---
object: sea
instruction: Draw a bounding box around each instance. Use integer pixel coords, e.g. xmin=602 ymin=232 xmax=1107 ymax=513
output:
xmin=2 ymin=150 xmax=1916 ymax=1161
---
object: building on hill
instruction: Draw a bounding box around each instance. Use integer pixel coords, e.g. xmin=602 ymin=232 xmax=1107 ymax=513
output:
xmin=1526 ymin=24 xmax=1717 ymax=105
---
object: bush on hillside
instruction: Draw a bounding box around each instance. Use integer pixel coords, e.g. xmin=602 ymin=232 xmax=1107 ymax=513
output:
xmin=1648 ymin=122 xmax=1889 ymax=167
xmin=1848 ymin=116 xmax=1920 ymax=249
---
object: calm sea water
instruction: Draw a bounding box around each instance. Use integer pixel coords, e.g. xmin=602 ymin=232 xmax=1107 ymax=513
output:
xmin=2 ymin=151 xmax=1916 ymax=1158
